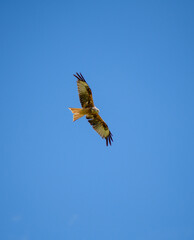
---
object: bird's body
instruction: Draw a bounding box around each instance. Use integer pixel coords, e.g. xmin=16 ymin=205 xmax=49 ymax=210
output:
xmin=68 ymin=107 xmax=99 ymax=121
xmin=69 ymin=72 xmax=113 ymax=146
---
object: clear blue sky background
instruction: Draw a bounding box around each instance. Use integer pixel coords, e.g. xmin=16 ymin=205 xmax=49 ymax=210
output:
xmin=1 ymin=1 xmax=194 ymax=239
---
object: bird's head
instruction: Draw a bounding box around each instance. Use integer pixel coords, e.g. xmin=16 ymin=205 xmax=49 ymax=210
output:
xmin=92 ymin=106 xmax=100 ymax=113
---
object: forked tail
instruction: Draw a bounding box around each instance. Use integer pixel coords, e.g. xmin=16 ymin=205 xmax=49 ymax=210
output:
xmin=68 ymin=108 xmax=85 ymax=121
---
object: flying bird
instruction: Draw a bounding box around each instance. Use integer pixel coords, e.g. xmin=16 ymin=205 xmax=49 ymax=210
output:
xmin=69 ymin=72 xmax=113 ymax=146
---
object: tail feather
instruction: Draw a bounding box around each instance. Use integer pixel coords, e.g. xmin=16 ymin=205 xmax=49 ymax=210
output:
xmin=68 ymin=108 xmax=85 ymax=121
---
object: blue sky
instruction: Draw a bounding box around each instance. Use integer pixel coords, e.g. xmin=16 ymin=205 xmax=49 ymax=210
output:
xmin=1 ymin=0 xmax=194 ymax=239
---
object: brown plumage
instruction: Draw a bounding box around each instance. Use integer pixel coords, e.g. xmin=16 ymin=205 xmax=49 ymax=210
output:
xmin=69 ymin=72 xmax=113 ymax=146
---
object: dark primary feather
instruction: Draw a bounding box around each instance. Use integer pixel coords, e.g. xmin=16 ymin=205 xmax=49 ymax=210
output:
xmin=73 ymin=72 xmax=94 ymax=108
xmin=106 ymin=132 xmax=113 ymax=146
xmin=73 ymin=72 xmax=86 ymax=82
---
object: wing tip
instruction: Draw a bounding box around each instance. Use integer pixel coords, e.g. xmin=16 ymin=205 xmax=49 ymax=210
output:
xmin=106 ymin=131 xmax=113 ymax=146
xmin=73 ymin=72 xmax=86 ymax=82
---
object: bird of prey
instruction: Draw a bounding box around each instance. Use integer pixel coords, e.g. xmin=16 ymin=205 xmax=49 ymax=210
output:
xmin=69 ymin=72 xmax=113 ymax=146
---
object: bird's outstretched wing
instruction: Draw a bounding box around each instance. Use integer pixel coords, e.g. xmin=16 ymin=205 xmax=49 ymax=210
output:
xmin=86 ymin=113 xmax=113 ymax=146
xmin=73 ymin=72 xmax=94 ymax=108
